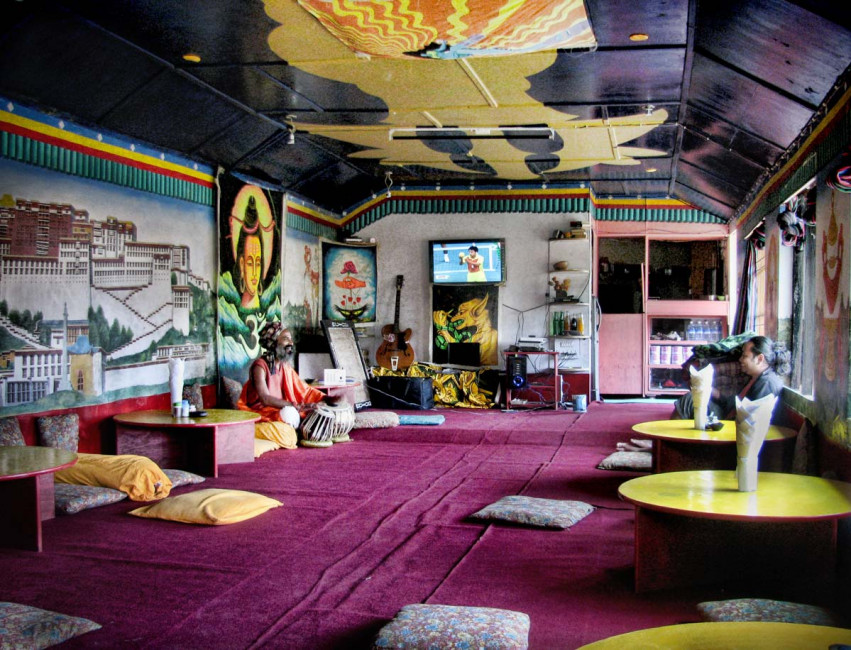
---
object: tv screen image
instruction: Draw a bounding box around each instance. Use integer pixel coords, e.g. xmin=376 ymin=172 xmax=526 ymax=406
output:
xmin=430 ymin=239 xmax=505 ymax=284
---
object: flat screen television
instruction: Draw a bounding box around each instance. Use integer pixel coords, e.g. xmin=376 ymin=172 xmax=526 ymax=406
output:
xmin=429 ymin=239 xmax=505 ymax=284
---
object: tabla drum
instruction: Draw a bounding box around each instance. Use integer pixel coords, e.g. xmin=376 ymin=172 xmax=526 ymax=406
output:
xmin=301 ymin=403 xmax=355 ymax=447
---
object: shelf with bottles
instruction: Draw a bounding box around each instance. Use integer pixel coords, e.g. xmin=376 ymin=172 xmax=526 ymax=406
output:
xmin=649 ymin=317 xmax=725 ymax=345
xmin=547 ymin=310 xmax=588 ymax=338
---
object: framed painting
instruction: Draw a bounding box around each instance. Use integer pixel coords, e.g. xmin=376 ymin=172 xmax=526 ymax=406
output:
xmin=321 ymin=240 xmax=377 ymax=324
xmin=321 ymin=319 xmax=372 ymax=410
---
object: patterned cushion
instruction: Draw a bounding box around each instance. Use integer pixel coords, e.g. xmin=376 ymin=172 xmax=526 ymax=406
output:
xmin=0 ymin=416 xmax=25 ymax=446
xmin=373 ymin=604 xmax=530 ymax=649
xmin=162 ymin=468 xmax=206 ymax=488
xmin=221 ymin=376 xmax=243 ymax=409
xmin=36 ymin=414 xmax=79 ymax=452
xmin=597 ymin=450 xmax=652 ymax=471
xmin=0 ymin=601 xmax=101 ymax=648
xmin=182 ymin=383 xmax=204 ymax=410
xmin=54 ymin=484 xmax=128 ymax=516
xmin=697 ymin=598 xmax=840 ymax=626
xmin=469 ymin=496 xmax=594 ymax=529
xmin=354 ymin=411 xmax=400 ymax=429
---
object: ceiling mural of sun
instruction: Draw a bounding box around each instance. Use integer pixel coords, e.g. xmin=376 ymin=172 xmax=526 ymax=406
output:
xmin=265 ymin=0 xmax=668 ymax=181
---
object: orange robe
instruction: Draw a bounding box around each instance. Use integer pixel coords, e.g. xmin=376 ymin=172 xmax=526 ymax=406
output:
xmin=237 ymin=358 xmax=324 ymax=422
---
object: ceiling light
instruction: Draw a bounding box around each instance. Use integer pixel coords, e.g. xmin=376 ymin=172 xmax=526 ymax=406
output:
xmin=182 ymin=53 xmax=202 ymax=63
xmin=646 ymin=167 xmax=657 ymax=173
xmin=384 ymin=171 xmax=393 ymax=198
xmin=629 ymin=33 xmax=649 ymax=42
xmin=389 ymin=126 xmax=555 ymax=141
xmin=642 ymin=104 xmax=655 ymax=115
xmin=285 ymin=127 xmax=295 ymax=145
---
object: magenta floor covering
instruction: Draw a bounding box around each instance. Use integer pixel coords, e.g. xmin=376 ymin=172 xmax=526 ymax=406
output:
xmin=2 ymin=402 xmax=827 ymax=648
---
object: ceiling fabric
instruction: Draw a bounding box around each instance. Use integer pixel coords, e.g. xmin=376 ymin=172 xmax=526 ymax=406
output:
xmin=295 ymin=0 xmax=595 ymax=59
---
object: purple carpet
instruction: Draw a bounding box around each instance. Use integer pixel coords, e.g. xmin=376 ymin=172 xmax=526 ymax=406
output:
xmin=1 ymin=402 xmax=812 ymax=648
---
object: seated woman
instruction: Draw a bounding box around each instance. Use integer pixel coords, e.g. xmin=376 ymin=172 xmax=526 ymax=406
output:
xmin=237 ymin=322 xmax=332 ymax=449
xmin=672 ymin=335 xmax=791 ymax=421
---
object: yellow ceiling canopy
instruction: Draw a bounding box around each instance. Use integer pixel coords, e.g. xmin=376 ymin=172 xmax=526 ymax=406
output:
xmin=295 ymin=0 xmax=596 ymax=59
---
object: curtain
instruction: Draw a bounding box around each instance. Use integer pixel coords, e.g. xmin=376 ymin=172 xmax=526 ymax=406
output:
xmin=732 ymin=238 xmax=758 ymax=335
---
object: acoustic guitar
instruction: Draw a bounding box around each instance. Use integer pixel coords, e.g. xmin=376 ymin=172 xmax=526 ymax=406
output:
xmin=376 ymin=275 xmax=415 ymax=370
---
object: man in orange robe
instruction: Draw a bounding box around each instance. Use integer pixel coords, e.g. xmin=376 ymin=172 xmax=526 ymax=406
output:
xmin=238 ymin=322 xmax=327 ymax=449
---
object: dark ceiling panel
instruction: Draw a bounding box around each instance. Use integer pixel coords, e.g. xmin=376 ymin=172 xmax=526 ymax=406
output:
xmin=99 ymin=70 xmax=247 ymax=153
xmin=682 ymin=105 xmax=784 ymax=168
xmin=56 ymin=0 xmax=282 ymax=65
xmin=673 ymin=183 xmax=736 ymax=220
xmin=527 ymin=49 xmax=685 ymax=105
xmin=585 ymin=0 xmax=689 ymax=47
xmin=0 ymin=13 xmax=163 ymax=124
xmin=689 ymin=53 xmax=814 ymax=146
xmin=696 ymin=0 xmax=851 ymax=105
xmin=676 ymin=157 xmax=754 ymax=208
xmin=194 ymin=114 xmax=282 ymax=170
xmin=679 ymin=130 xmax=764 ymax=191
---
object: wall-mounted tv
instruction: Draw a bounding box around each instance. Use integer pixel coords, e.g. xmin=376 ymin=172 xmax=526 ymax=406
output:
xmin=429 ymin=239 xmax=506 ymax=285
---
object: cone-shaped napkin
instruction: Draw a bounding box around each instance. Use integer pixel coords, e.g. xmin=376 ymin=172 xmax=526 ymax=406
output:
xmin=734 ymin=393 xmax=777 ymax=491
xmin=168 ymin=357 xmax=185 ymax=408
xmin=689 ymin=364 xmax=714 ymax=430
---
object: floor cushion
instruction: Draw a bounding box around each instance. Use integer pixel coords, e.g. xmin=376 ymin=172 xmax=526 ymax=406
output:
xmin=354 ymin=411 xmax=400 ymax=429
xmin=220 ymin=376 xmax=243 ymax=409
xmin=373 ymin=604 xmax=530 ymax=649
xmin=54 ymin=453 xmax=172 ymax=501
xmin=54 ymin=484 xmax=128 ymax=515
xmin=182 ymin=382 xmax=204 ymax=410
xmin=254 ymin=438 xmax=279 ymax=458
xmin=697 ymin=598 xmax=841 ymax=626
xmin=0 ymin=416 xmax=25 ymax=446
xmin=597 ymin=450 xmax=652 ymax=471
xmin=0 ymin=601 xmax=101 ymax=648
xmin=162 ymin=468 xmax=205 ymax=488
xmin=36 ymin=413 xmax=79 ymax=452
xmin=128 ymin=488 xmax=282 ymax=525
xmin=469 ymin=495 xmax=594 ymax=529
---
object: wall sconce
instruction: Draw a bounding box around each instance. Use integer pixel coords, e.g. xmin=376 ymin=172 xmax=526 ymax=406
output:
xmin=384 ymin=171 xmax=393 ymax=198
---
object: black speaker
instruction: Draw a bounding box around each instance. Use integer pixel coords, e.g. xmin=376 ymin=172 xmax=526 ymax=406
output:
xmin=507 ymin=355 xmax=527 ymax=388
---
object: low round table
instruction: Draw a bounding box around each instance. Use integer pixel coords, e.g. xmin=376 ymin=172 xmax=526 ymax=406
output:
xmin=578 ymin=621 xmax=851 ymax=649
xmin=618 ymin=470 xmax=851 ymax=593
xmin=114 ymin=409 xmax=260 ymax=477
xmin=631 ymin=419 xmax=797 ymax=472
xmin=0 ymin=446 xmax=77 ymax=551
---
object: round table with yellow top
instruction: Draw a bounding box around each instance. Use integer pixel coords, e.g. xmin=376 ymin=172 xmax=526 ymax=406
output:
xmin=577 ymin=621 xmax=851 ymax=649
xmin=631 ymin=419 xmax=797 ymax=473
xmin=618 ymin=470 xmax=851 ymax=593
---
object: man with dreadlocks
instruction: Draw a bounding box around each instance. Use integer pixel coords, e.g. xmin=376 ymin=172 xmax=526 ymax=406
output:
xmin=237 ymin=322 xmax=331 ymax=449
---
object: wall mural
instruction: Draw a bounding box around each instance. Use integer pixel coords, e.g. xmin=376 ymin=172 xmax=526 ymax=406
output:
xmin=432 ymin=284 xmax=500 ymax=366
xmin=282 ymin=227 xmax=321 ymax=334
xmin=321 ymin=240 xmax=377 ymax=324
xmin=0 ymin=157 xmax=216 ymax=414
xmin=217 ymin=174 xmax=283 ymax=384
xmin=815 ymin=184 xmax=850 ymax=440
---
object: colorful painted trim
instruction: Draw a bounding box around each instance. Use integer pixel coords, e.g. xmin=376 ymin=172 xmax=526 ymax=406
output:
xmin=0 ymin=99 xmax=214 ymax=205
xmin=342 ymin=187 xmax=723 ymax=233
xmin=285 ymin=198 xmax=339 ymax=238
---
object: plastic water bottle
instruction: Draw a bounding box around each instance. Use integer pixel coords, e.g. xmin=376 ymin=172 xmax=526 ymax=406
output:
xmin=686 ymin=320 xmax=696 ymax=341
xmin=694 ymin=319 xmax=705 ymax=341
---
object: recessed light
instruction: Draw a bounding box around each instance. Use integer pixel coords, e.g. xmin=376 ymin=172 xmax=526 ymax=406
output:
xmin=629 ymin=33 xmax=649 ymax=42
xmin=646 ymin=167 xmax=657 ymax=173
xmin=182 ymin=53 xmax=202 ymax=63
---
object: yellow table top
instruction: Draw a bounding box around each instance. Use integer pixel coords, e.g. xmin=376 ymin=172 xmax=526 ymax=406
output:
xmin=632 ymin=419 xmax=796 ymax=444
xmin=577 ymin=621 xmax=851 ymax=649
xmin=618 ymin=470 xmax=851 ymax=522
xmin=114 ymin=408 xmax=260 ymax=426
xmin=0 ymin=446 xmax=77 ymax=480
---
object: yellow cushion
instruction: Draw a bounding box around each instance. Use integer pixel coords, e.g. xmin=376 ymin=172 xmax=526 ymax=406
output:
xmin=254 ymin=438 xmax=279 ymax=458
xmin=127 ymin=488 xmax=282 ymax=525
xmin=54 ymin=453 xmax=172 ymax=501
xmin=255 ymin=421 xmax=297 ymax=449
